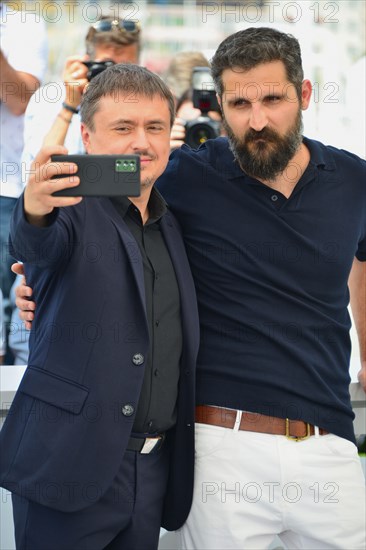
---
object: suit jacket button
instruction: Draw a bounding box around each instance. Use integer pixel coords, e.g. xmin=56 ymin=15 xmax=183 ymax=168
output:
xmin=132 ymin=353 xmax=144 ymax=366
xmin=122 ymin=404 xmax=135 ymax=417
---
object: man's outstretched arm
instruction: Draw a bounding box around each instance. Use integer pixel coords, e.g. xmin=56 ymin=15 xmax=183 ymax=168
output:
xmin=349 ymin=257 xmax=366 ymax=392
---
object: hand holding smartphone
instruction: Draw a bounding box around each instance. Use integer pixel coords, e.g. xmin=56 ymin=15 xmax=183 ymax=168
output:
xmin=51 ymin=154 xmax=140 ymax=197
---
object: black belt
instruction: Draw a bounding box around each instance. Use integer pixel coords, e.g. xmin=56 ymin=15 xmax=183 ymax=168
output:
xmin=127 ymin=434 xmax=165 ymax=454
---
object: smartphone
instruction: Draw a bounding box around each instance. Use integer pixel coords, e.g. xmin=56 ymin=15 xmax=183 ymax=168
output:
xmin=51 ymin=154 xmax=140 ymax=197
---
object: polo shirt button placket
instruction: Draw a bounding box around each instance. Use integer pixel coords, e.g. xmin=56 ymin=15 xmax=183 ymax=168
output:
xmin=270 ymin=193 xmax=282 ymax=210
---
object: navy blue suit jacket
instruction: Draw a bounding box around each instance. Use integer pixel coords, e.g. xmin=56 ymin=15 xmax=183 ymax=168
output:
xmin=0 ymin=194 xmax=199 ymax=531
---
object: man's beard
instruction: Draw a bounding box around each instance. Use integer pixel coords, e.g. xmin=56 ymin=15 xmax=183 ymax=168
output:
xmin=223 ymin=109 xmax=303 ymax=181
xmin=141 ymin=176 xmax=155 ymax=192
xmin=136 ymin=150 xmax=157 ymax=192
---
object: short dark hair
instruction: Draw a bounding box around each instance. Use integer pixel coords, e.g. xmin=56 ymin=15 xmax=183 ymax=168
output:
xmin=85 ymin=16 xmax=141 ymax=57
xmin=211 ymin=27 xmax=304 ymax=100
xmin=164 ymin=51 xmax=211 ymax=103
xmin=80 ymin=64 xmax=176 ymax=130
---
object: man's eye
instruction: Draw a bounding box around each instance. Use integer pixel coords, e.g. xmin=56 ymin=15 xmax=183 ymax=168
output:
xmin=233 ymin=99 xmax=249 ymax=107
xmin=265 ymin=96 xmax=281 ymax=103
xmin=148 ymin=125 xmax=163 ymax=132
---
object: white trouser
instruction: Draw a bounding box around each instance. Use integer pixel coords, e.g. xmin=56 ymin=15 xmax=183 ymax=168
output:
xmin=179 ymin=422 xmax=366 ymax=549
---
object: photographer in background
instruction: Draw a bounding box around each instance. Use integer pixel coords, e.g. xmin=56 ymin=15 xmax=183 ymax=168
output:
xmin=22 ymin=16 xmax=141 ymax=170
xmin=164 ymin=51 xmax=224 ymax=150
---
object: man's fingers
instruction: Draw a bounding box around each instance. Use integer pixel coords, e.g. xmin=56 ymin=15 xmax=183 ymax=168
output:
xmin=32 ymin=145 xmax=68 ymax=169
xmin=43 ymin=160 xmax=78 ymax=179
xmin=11 ymin=263 xmax=25 ymax=276
xmin=45 ymin=173 xmax=80 ymax=193
xmin=16 ymin=297 xmax=35 ymax=312
xmin=15 ymin=283 xmax=32 ymax=299
xmin=39 ymin=159 xmax=80 ymax=201
xmin=50 ymin=195 xmax=83 ymax=208
xmin=19 ymin=309 xmax=34 ymax=322
xmin=27 ymin=156 xmax=83 ymax=211
xmin=171 ymin=121 xmax=186 ymax=139
xmin=171 ymin=128 xmax=185 ymax=140
xmin=170 ymin=139 xmax=185 ymax=150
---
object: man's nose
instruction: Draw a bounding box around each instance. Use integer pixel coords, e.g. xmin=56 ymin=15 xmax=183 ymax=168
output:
xmin=249 ymin=103 xmax=268 ymax=132
xmin=131 ymin=129 xmax=150 ymax=150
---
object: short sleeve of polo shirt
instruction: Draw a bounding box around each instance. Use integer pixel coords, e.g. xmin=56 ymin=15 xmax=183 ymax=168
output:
xmin=0 ymin=7 xmax=48 ymax=81
xmin=356 ymin=233 xmax=366 ymax=261
xmin=355 ymin=162 xmax=366 ymax=262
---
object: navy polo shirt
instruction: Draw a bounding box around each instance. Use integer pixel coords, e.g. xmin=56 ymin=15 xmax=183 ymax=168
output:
xmin=157 ymin=136 xmax=366 ymax=443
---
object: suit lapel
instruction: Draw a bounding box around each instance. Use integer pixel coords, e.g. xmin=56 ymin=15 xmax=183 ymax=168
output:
xmin=99 ymin=198 xmax=147 ymax=315
xmin=160 ymin=212 xmax=200 ymax=358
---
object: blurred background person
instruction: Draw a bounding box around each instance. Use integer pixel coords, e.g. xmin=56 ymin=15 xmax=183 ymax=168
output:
xmin=164 ymin=51 xmax=210 ymax=112
xmin=0 ymin=0 xmax=48 ymax=364
xmin=164 ymin=50 xmax=224 ymax=150
xmin=0 ymin=288 xmax=5 ymax=365
xmin=22 ymin=15 xmax=141 ymax=170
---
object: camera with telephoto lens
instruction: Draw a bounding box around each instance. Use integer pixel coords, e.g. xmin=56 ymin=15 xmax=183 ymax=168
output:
xmin=184 ymin=67 xmax=222 ymax=149
xmin=82 ymin=60 xmax=115 ymax=81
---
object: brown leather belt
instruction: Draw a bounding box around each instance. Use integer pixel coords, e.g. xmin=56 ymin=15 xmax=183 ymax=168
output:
xmin=196 ymin=405 xmax=328 ymax=442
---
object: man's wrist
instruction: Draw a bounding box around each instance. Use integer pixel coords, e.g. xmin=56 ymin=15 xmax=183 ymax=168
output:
xmin=58 ymin=112 xmax=72 ymax=124
xmin=62 ymin=102 xmax=79 ymax=114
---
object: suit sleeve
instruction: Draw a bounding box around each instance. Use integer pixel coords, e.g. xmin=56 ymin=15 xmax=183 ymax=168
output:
xmin=9 ymin=193 xmax=84 ymax=269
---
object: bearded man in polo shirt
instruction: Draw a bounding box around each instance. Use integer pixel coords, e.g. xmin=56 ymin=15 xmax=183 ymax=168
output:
xmin=158 ymin=27 xmax=366 ymax=550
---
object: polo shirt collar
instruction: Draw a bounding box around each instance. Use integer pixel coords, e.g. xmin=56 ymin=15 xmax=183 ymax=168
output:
xmin=302 ymin=137 xmax=336 ymax=171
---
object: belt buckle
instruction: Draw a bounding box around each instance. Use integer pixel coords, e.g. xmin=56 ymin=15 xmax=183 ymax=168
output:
xmin=285 ymin=419 xmax=311 ymax=442
xmin=140 ymin=435 xmax=164 ymax=454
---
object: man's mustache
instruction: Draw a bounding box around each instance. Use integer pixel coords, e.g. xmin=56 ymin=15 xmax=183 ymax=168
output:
xmin=244 ymin=128 xmax=278 ymax=144
xmin=134 ymin=151 xmax=156 ymax=161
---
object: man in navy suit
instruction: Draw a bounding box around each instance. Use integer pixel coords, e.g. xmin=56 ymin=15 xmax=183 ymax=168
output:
xmin=0 ymin=64 xmax=199 ymax=550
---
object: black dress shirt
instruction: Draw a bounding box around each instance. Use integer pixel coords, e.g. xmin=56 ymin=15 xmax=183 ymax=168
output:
xmin=111 ymin=187 xmax=182 ymax=434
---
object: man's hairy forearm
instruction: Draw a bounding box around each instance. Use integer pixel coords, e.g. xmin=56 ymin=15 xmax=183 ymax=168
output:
xmin=349 ymin=258 xmax=366 ymax=390
xmin=349 ymin=258 xmax=366 ymax=360
xmin=0 ymin=51 xmax=40 ymax=115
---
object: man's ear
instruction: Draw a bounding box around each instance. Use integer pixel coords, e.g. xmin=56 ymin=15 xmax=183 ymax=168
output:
xmin=216 ymin=93 xmax=224 ymax=118
xmin=301 ymin=79 xmax=312 ymax=111
xmin=81 ymin=123 xmax=91 ymax=153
